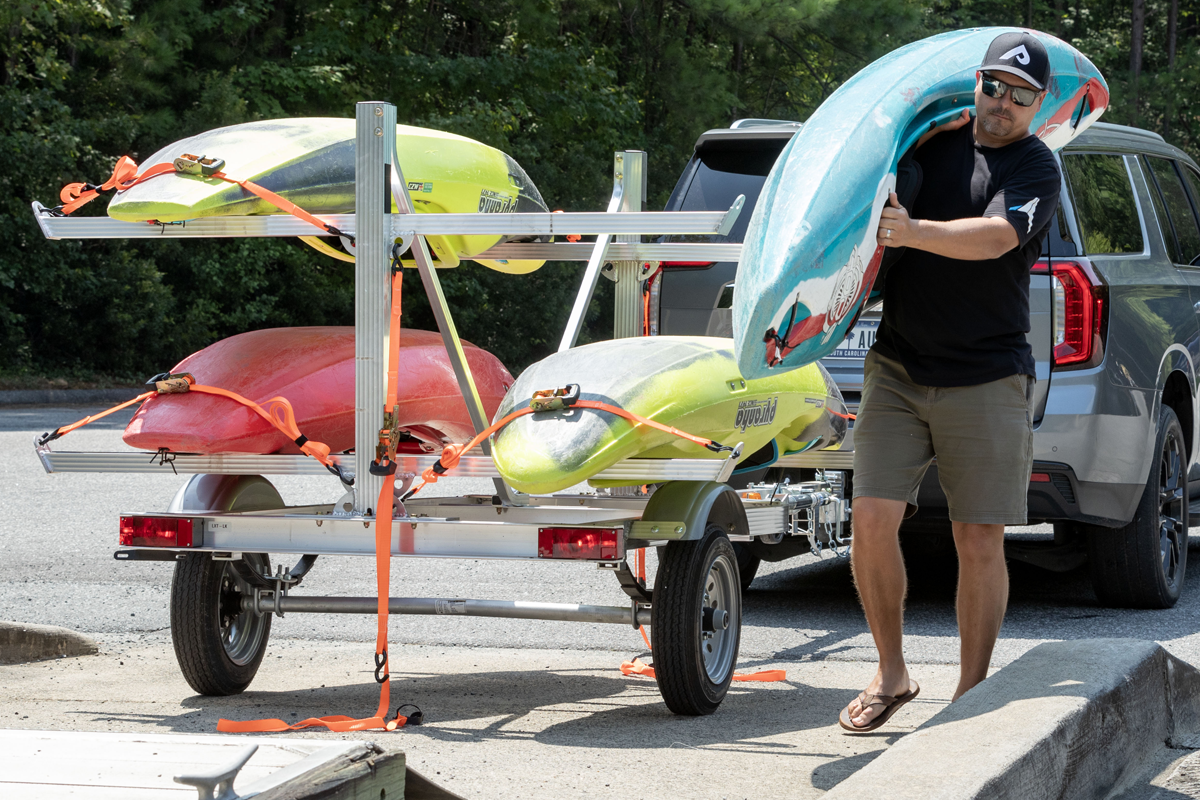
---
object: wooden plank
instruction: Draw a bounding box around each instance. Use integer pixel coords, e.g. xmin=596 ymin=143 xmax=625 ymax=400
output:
xmin=0 ymin=730 xmax=356 ymax=797
xmin=7 ymin=784 xmax=180 ymax=799
xmin=253 ymin=743 xmax=406 ymax=800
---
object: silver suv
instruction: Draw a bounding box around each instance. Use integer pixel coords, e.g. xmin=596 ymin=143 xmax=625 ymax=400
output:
xmin=655 ymin=119 xmax=1198 ymax=609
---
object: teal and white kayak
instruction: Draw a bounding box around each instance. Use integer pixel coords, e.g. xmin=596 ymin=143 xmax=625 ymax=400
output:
xmin=732 ymin=28 xmax=1108 ymax=379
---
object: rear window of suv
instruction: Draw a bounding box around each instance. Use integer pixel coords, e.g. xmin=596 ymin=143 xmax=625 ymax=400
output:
xmin=668 ymin=139 xmax=790 ymax=243
xmin=1145 ymin=156 xmax=1200 ymax=265
xmin=1063 ymin=153 xmax=1145 ymax=255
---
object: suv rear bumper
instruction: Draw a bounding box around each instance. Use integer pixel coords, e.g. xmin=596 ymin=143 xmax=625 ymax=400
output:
xmin=777 ymin=455 xmax=1142 ymax=527
xmin=907 ymin=461 xmax=1141 ymax=528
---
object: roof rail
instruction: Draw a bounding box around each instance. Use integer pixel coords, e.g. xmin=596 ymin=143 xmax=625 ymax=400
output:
xmin=1085 ymin=121 xmax=1166 ymax=143
xmin=729 ymin=118 xmax=802 ymax=129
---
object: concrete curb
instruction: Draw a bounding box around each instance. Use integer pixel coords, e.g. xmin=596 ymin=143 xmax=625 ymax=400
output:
xmin=0 ymin=388 xmax=143 ymax=406
xmin=0 ymin=621 xmax=100 ymax=664
xmin=825 ymin=639 xmax=1200 ymax=800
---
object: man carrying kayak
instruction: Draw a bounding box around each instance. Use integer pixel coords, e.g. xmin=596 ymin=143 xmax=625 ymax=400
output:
xmin=840 ymin=31 xmax=1062 ymax=733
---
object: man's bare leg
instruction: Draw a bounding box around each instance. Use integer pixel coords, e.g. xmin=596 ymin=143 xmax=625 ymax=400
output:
xmin=951 ymin=522 xmax=1008 ymax=700
xmin=847 ymin=496 xmax=912 ymax=727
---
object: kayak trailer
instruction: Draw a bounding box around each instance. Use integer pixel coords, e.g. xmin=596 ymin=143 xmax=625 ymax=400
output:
xmin=30 ymin=102 xmax=849 ymax=716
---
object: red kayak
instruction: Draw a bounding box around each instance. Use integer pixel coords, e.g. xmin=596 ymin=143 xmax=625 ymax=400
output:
xmin=123 ymin=327 xmax=513 ymax=455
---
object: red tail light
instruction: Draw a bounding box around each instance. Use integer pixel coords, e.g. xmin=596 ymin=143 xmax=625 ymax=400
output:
xmin=537 ymin=527 xmax=622 ymax=560
xmin=119 ymin=516 xmax=197 ymax=548
xmin=1051 ymin=260 xmax=1105 ymax=368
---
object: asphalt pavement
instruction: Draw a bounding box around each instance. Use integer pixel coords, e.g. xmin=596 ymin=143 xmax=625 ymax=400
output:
xmin=5 ymin=406 xmax=1200 ymax=797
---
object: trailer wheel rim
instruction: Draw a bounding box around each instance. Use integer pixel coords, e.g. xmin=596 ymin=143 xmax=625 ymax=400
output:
xmin=1159 ymin=427 xmax=1185 ymax=590
xmin=701 ymin=551 xmax=739 ymax=683
xmin=218 ymin=562 xmax=268 ymax=666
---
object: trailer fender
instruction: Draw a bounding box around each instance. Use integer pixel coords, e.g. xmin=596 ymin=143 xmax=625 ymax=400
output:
xmin=168 ymin=474 xmax=284 ymax=514
xmin=639 ymin=481 xmax=748 ymax=541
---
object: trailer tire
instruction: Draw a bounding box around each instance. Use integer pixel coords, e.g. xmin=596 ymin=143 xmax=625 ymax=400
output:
xmin=652 ymin=524 xmax=741 ymax=715
xmin=732 ymin=543 xmax=761 ymax=591
xmin=171 ymin=552 xmax=272 ymax=696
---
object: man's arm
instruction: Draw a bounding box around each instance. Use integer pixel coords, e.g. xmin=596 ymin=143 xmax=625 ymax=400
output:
xmin=877 ymin=192 xmax=1019 ymax=260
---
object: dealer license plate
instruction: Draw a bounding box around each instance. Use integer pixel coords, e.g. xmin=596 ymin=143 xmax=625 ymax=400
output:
xmin=827 ymin=318 xmax=878 ymax=360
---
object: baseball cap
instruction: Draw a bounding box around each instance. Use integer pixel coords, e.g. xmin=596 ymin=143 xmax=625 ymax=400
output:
xmin=981 ymin=31 xmax=1050 ymax=90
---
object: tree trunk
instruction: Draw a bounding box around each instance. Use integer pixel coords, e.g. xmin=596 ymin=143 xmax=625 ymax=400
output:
xmin=2 ymin=24 xmax=16 ymax=86
xmin=1167 ymin=0 xmax=1179 ymax=137
xmin=1054 ymin=0 xmax=1064 ymax=36
xmin=1027 ymin=0 xmax=1034 ymax=27
xmin=1169 ymin=0 xmax=1179 ymax=70
xmin=1131 ymin=0 xmax=1146 ymax=116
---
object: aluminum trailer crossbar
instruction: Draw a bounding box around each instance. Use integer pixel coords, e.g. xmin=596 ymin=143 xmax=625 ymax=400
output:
xmin=30 ymin=204 xmax=743 ymax=240
xmin=243 ymin=595 xmax=652 ymax=626
xmin=37 ymin=450 xmax=732 ymax=481
xmin=474 ymin=242 xmax=743 ymax=262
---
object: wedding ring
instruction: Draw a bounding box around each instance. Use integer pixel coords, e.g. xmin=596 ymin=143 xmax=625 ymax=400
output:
xmin=885 ymin=229 xmax=892 ymax=239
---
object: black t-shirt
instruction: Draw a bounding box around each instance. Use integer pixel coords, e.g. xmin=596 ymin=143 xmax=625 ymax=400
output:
xmin=872 ymin=123 xmax=1061 ymax=387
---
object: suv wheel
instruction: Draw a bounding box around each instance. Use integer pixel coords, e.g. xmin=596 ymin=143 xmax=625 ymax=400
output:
xmin=1087 ymin=405 xmax=1188 ymax=609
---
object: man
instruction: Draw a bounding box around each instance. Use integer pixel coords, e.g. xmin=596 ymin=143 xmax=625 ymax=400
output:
xmin=839 ymin=31 xmax=1062 ymax=733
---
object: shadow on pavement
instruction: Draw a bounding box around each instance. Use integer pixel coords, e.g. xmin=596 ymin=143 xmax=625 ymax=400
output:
xmin=739 ymin=534 xmax=1200 ymax=663
xmin=71 ymin=665 xmax=889 ymax=758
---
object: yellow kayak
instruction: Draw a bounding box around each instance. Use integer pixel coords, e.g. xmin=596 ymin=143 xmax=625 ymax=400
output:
xmin=107 ymin=118 xmax=549 ymax=274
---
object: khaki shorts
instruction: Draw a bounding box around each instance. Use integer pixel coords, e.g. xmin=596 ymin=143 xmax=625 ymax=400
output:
xmin=852 ymin=351 xmax=1034 ymax=525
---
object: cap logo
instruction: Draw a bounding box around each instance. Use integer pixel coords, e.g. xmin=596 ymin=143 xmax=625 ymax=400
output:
xmin=999 ymin=45 xmax=1031 ymax=65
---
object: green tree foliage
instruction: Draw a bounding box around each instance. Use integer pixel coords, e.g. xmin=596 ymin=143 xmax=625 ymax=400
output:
xmin=0 ymin=0 xmax=1190 ymax=379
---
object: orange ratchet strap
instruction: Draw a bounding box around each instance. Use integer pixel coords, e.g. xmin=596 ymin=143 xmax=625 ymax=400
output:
xmin=221 ymin=244 xmax=411 ymax=735
xmin=36 ymin=374 xmax=337 ymax=472
xmin=36 ymin=390 xmax=155 ymax=446
xmin=56 ymin=157 xmax=175 ymax=215
xmin=402 ymin=385 xmax=736 ymax=501
xmin=53 ymin=154 xmax=353 ymax=244
xmin=619 ymin=657 xmax=786 ymax=682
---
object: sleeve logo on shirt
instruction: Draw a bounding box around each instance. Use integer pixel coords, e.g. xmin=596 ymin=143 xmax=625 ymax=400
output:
xmin=1010 ymin=197 xmax=1040 ymax=233
xmin=999 ymin=45 xmax=1031 ymax=64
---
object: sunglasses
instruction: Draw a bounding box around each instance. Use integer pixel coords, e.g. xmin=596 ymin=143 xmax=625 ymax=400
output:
xmin=980 ymin=73 xmax=1042 ymax=107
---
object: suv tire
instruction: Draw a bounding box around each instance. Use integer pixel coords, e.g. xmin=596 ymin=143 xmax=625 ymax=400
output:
xmin=1087 ymin=405 xmax=1188 ymax=609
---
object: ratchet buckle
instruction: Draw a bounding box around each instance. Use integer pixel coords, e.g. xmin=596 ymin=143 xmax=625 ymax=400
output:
xmin=173 ymin=153 xmax=226 ymax=177
xmin=146 ymin=372 xmax=195 ymax=394
xmin=530 ymin=384 xmax=580 ymax=413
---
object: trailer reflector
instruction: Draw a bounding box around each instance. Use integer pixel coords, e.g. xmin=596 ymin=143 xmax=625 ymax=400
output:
xmin=119 ymin=516 xmax=197 ymax=548
xmin=537 ymin=527 xmax=621 ymax=560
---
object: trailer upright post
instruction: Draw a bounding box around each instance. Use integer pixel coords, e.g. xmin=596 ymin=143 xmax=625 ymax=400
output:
xmin=612 ymin=151 xmax=648 ymax=339
xmin=353 ymin=101 xmax=393 ymax=513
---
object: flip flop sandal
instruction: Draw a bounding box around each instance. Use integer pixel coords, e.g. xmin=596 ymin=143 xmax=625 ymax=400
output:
xmin=838 ymin=680 xmax=920 ymax=733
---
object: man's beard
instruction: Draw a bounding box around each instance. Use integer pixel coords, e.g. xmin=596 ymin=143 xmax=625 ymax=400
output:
xmin=979 ymin=108 xmax=1015 ymax=137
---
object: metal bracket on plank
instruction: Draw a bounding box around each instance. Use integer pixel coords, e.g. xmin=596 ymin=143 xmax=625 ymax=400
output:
xmin=174 ymin=744 xmax=258 ymax=800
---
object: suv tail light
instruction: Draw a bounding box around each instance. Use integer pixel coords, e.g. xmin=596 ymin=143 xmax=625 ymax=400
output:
xmin=1050 ymin=260 xmax=1106 ymax=368
xmin=119 ymin=516 xmax=198 ymax=548
xmin=537 ymin=527 xmax=621 ymax=560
